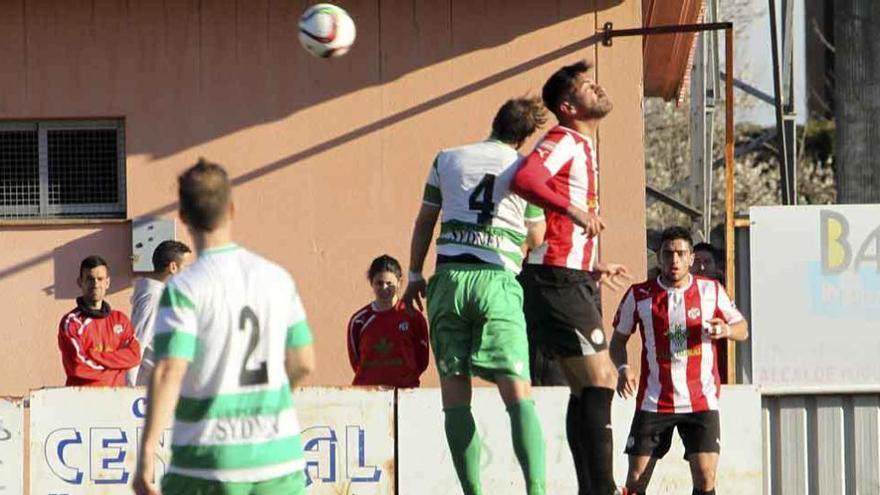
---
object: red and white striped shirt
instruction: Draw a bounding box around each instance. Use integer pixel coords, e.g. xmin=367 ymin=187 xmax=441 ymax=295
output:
xmin=512 ymin=126 xmax=599 ymax=271
xmin=613 ymin=275 xmax=744 ymax=413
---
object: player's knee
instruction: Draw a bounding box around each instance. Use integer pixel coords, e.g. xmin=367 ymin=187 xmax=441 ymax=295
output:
xmin=580 ymin=352 xmax=616 ymax=388
xmin=590 ymin=360 xmax=617 ymax=388
xmin=440 ymin=375 xmax=473 ymax=408
xmin=497 ymin=375 xmax=531 ymax=406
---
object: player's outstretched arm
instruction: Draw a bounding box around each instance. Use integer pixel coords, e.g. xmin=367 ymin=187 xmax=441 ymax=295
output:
xmin=403 ymin=204 xmax=439 ymax=313
xmin=593 ymin=261 xmax=632 ymax=292
xmin=134 ymin=357 xmax=188 ymax=495
xmin=286 ymin=344 xmax=315 ymax=388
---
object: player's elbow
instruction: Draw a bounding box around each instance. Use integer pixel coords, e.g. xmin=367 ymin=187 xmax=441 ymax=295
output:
xmin=153 ymin=358 xmax=189 ymax=384
xmin=286 ymin=346 xmax=316 ymax=387
xmin=726 ymin=320 xmax=749 ymax=341
xmin=287 ymin=363 xmax=313 ymax=387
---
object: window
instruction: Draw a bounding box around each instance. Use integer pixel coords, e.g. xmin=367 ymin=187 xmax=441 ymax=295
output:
xmin=0 ymin=120 xmax=126 ymax=219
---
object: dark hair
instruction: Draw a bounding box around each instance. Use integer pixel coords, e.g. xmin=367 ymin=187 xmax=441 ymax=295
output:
xmin=491 ymin=97 xmax=547 ymax=146
xmin=693 ymin=242 xmax=715 ymax=254
xmin=178 ymin=158 xmax=231 ymax=231
xmin=542 ymin=60 xmax=591 ymax=118
xmin=152 ymin=240 xmax=192 ymax=272
xmin=367 ymin=254 xmax=402 ymax=281
xmin=79 ymin=255 xmax=109 ymax=277
xmin=659 ymin=226 xmax=694 ymax=251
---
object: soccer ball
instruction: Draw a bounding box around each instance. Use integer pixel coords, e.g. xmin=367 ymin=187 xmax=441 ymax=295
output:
xmin=298 ymin=4 xmax=356 ymax=58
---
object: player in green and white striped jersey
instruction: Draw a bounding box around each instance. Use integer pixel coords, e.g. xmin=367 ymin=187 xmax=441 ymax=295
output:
xmin=403 ymin=98 xmax=548 ymax=495
xmin=134 ymin=159 xmax=315 ymax=495
xmin=421 ymin=141 xmax=546 ymax=273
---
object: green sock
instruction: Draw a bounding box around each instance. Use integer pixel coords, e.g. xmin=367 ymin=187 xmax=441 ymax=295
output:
xmin=507 ymin=400 xmax=546 ymax=495
xmin=444 ymin=405 xmax=482 ymax=495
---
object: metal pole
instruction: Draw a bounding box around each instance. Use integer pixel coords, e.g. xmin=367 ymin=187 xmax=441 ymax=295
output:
xmin=690 ymin=34 xmax=708 ymax=237
xmin=724 ymin=27 xmax=737 ymax=385
xmin=768 ymin=0 xmax=793 ymax=204
xmin=781 ymin=0 xmax=798 ymax=204
xmin=602 ymin=21 xmax=733 ymax=46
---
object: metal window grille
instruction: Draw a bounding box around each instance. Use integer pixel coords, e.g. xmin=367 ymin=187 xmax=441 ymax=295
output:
xmin=0 ymin=120 xmax=125 ymax=219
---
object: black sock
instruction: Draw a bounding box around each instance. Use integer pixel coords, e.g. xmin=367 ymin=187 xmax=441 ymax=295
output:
xmin=566 ymin=394 xmax=590 ymax=495
xmin=578 ymin=387 xmax=615 ymax=494
xmin=693 ymin=490 xmax=716 ymax=495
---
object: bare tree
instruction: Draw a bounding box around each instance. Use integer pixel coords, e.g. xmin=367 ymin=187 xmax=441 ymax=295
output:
xmin=833 ymin=0 xmax=880 ymax=203
xmin=644 ymin=99 xmax=835 ymax=232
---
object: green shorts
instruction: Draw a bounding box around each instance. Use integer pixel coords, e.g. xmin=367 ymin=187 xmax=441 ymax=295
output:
xmin=427 ymin=263 xmax=530 ymax=381
xmin=161 ymin=470 xmax=306 ymax=495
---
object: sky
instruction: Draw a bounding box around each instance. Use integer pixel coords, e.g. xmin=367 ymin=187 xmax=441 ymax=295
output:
xmin=732 ymin=0 xmax=808 ymax=126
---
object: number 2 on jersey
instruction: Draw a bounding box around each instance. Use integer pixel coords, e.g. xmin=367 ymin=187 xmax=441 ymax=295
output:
xmin=468 ymin=174 xmax=496 ymax=224
xmin=239 ymin=306 xmax=269 ymax=386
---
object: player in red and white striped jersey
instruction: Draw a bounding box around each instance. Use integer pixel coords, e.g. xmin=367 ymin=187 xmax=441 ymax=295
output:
xmin=511 ymin=60 xmax=631 ymax=495
xmin=610 ymin=227 xmax=749 ymax=495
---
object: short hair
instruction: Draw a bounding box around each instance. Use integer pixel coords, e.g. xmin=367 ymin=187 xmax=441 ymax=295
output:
xmin=542 ymin=60 xmax=591 ymax=118
xmin=367 ymin=254 xmax=402 ymax=281
xmin=79 ymin=255 xmax=109 ymax=277
xmin=178 ymin=158 xmax=231 ymax=231
xmin=152 ymin=240 xmax=192 ymax=272
xmin=491 ymin=97 xmax=547 ymax=146
xmin=659 ymin=226 xmax=694 ymax=251
xmin=693 ymin=242 xmax=716 ymax=255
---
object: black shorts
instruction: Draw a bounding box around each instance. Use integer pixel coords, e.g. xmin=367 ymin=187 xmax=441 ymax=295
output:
xmin=624 ymin=410 xmax=721 ymax=459
xmin=518 ymin=264 xmax=607 ymax=360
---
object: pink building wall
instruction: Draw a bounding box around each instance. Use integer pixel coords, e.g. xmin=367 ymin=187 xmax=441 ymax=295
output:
xmin=0 ymin=0 xmax=645 ymax=395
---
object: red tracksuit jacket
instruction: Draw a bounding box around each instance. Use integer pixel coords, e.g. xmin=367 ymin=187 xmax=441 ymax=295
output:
xmin=347 ymin=301 xmax=429 ymax=388
xmin=57 ymin=299 xmax=141 ymax=387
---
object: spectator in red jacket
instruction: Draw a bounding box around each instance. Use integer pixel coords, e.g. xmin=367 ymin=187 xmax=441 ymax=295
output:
xmin=347 ymin=255 xmax=429 ymax=387
xmin=57 ymin=255 xmax=140 ymax=387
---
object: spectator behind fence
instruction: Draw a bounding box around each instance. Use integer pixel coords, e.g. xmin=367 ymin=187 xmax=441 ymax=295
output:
xmin=57 ymin=255 xmax=140 ymax=387
xmin=347 ymin=255 xmax=429 ymax=388
xmin=126 ymin=240 xmax=192 ymax=386
xmin=693 ymin=242 xmax=724 ymax=284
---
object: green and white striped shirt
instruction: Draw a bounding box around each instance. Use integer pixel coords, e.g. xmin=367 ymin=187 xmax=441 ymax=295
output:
xmin=153 ymin=243 xmax=313 ymax=482
xmin=423 ymin=140 xmax=544 ymax=273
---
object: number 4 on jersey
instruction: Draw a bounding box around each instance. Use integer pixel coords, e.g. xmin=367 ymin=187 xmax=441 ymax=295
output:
xmin=468 ymin=174 xmax=496 ymax=224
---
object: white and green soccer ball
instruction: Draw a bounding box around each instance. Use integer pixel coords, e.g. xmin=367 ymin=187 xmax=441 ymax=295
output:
xmin=298 ymin=3 xmax=356 ymax=58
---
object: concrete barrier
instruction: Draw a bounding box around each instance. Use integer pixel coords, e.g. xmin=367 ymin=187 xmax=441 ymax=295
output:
xmin=398 ymin=385 xmax=762 ymax=494
xmin=0 ymin=398 xmax=23 ymax=495
xmin=21 ymin=385 xmax=759 ymax=494
xmin=27 ymin=387 xmax=394 ymax=494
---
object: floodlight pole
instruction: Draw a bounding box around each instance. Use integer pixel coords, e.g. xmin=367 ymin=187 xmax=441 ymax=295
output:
xmin=603 ymin=21 xmax=737 ymax=384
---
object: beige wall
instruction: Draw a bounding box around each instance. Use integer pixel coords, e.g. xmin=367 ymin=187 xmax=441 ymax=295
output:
xmin=0 ymin=0 xmax=644 ymax=395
